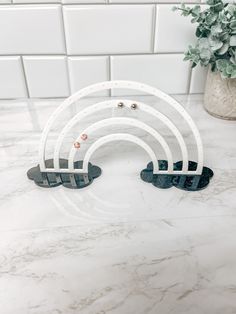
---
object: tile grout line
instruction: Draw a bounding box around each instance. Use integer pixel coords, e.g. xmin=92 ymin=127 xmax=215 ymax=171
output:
xmin=20 ymin=56 xmax=30 ymax=98
xmin=0 ymin=2 xmax=202 ymax=5
xmin=60 ymin=4 xmax=68 ymax=57
xmin=0 ymin=52 xmax=186 ymax=57
xmin=151 ymin=4 xmax=157 ymax=53
xmin=65 ymin=56 xmax=72 ymax=95
xmin=187 ymin=62 xmax=193 ymax=94
xmin=60 ymin=4 xmax=73 ymax=97
xmin=0 ymin=93 xmax=202 ymax=101
xmin=108 ymin=55 xmax=111 ymax=97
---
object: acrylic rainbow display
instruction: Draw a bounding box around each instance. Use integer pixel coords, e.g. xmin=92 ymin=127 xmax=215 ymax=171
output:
xmin=27 ymin=80 xmax=213 ymax=191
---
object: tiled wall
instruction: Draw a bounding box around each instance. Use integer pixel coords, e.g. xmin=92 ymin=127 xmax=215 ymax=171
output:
xmin=0 ymin=1 xmax=207 ymax=99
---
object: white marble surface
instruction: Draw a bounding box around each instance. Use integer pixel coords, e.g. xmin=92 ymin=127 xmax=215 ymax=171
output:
xmin=0 ymin=95 xmax=236 ymax=313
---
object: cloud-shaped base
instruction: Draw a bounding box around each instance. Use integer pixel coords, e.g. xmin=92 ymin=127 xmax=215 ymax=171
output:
xmin=140 ymin=160 xmax=213 ymax=191
xmin=27 ymin=159 xmax=213 ymax=191
xmin=27 ymin=159 xmax=101 ymax=189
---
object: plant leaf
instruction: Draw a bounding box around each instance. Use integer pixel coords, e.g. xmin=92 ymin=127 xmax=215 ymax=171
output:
xmin=229 ymin=35 xmax=236 ymax=47
xmin=231 ymin=69 xmax=236 ymax=78
xmin=206 ymin=13 xmax=218 ymax=25
xmin=200 ymin=48 xmax=211 ymax=60
xmin=211 ymin=24 xmax=222 ymax=36
xmin=209 ymin=36 xmax=223 ymax=51
xmin=217 ymin=43 xmax=229 ymax=55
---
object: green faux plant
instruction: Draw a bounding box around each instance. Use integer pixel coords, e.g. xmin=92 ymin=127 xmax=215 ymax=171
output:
xmin=173 ymin=0 xmax=236 ymax=78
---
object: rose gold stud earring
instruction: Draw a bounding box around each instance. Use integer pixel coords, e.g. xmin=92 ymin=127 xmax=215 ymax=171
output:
xmin=81 ymin=134 xmax=88 ymax=141
xmin=74 ymin=142 xmax=80 ymax=149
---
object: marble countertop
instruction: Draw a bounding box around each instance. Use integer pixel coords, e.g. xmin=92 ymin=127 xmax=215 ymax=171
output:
xmin=0 ymin=95 xmax=236 ymax=314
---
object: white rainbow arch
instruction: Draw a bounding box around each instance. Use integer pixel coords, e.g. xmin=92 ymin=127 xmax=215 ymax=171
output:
xmin=39 ymin=80 xmax=204 ymax=176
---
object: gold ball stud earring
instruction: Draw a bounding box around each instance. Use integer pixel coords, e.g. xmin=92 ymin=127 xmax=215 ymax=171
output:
xmin=117 ymin=102 xmax=124 ymax=108
xmin=131 ymin=103 xmax=137 ymax=110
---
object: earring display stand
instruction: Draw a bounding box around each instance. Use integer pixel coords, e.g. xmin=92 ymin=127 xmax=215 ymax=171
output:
xmin=27 ymin=80 xmax=213 ymax=191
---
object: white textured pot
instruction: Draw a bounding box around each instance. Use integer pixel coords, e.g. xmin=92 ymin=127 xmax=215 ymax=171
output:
xmin=204 ymin=68 xmax=236 ymax=120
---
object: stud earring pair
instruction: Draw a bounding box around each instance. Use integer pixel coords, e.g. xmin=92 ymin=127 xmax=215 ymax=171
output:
xmin=117 ymin=102 xmax=137 ymax=110
xmin=74 ymin=133 xmax=88 ymax=149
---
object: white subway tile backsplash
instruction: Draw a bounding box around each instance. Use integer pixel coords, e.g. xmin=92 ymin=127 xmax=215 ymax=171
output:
xmin=0 ymin=5 xmax=65 ymax=54
xmin=190 ymin=65 xmax=208 ymax=94
xmin=0 ymin=57 xmax=27 ymax=99
xmin=68 ymin=56 xmax=109 ymax=96
xmin=155 ymin=5 xmax=196 ymax=53
xmin=0 ymin=3 xmax=205 ymax=98
xmin=63 ymin=5 xmax=154 ymax=55
xmin=23 ymin=56 xmax=70 ymax=98
xmin=111 ymin=54 xmax=190 ymax=95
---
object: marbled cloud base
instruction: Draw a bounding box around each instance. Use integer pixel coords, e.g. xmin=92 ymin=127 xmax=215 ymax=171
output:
xmin=0 ymin=95 xmax=236 ymax=314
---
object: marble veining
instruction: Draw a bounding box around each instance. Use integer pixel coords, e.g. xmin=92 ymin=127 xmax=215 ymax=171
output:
xmin=0 ymin=95 xmax=236 ymax=313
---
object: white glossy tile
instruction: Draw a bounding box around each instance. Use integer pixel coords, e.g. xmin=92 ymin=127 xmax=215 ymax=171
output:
xmin=208 ymin=0 xmax=234 ymax=1
xmin=190 ymin=65 xmax=208 ymax=94
xmin=23 ymin=56 xmax=70 ymax=98
xmin=155 ymin=4 xmax=196 ymax=53
xmin=63 ymin=0 xmax=105 ymax=3
xmin=13 ymin=0 xmax=60 ymax=2
xmin=68 ymin=56 xmax=109 ymax=96
xmin=0 ymin=5 xmax=65 ymax=54
xmin=0 ymin=57 xmax=27 ymax=99
xmin=63 ymin=5 xmax=154 ymax=54
xmin=111 ymin=54 xmax=190 ymax=95
xmin=109 ymin=0 xmax=158 ymax=2
xmin=110 ymin=0 xmax=200 ymax=2
xmin=0 ymin=0 xmax=11 ymax=3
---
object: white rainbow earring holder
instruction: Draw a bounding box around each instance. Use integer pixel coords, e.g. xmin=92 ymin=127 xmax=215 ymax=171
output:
xmin=27 ymin=81 xmax=213 ymax=191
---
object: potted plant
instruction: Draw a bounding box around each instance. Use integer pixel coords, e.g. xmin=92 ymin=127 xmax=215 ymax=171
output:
xmin=173 ymin=0 xmax=236 ymax=120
